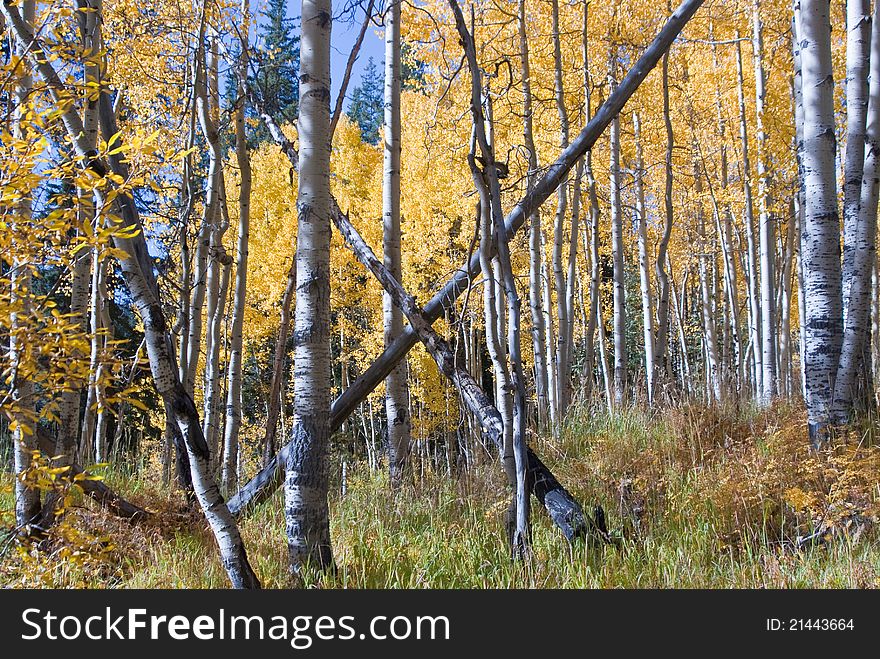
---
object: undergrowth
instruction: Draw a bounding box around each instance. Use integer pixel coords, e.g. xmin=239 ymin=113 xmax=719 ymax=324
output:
xmin=2 ymin=401 xmax=878 ymax=588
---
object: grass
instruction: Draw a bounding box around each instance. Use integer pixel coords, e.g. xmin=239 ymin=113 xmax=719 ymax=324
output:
xmin=2 ymin=400 xmax=879 ymax=588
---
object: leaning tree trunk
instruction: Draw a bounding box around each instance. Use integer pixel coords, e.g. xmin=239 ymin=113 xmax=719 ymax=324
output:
xmin=333 ymin=204 xmax=605 ymax=545
xmin=451 ymin=0 xmax=531 ymax=554
xmin=286 ymin=0 xmax=334 ymax=574
xmin=383 ymin=0 xmax=412 ymax=488
xmin=800 ymin=0 xmax=843 ymax=444
xmin=227 ymin=0 xmax=707 ymax=515
xmin=0 ymin=2 xmax=260 ymax=588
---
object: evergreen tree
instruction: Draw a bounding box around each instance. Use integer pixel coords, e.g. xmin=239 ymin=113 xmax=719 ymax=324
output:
xmin=347 ymin=56 xmax=383 ymax=144
xmin=401 ymin=42 xmax=427 ymax=91
xmin=250 ymin=0 xmax=300 ymax=143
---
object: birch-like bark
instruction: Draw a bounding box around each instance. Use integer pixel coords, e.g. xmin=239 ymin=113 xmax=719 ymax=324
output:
xmin=779 ymin=201 xmax=796 ymax=396
xmin=228 ymin=0 xmax=707 ymax=514
xmin=711 ymin=35 xmax=742 ymax=392
xmin=518 ymin=0 xmax=549 ymax=424
xmin=832 ymin=0 xmax=880 ymax=424
xmin=200 ymin=33 xmax=232 ymax=469
xmin=0 ymin=2 xmax=260 ymax=588
xmin=184 ymin=9 xmax=211 ymax=396
xmin=633 ymin=112 xmax=656 ymax=405
xmin=753 ymin=1 xmax=777 ymax=404
xmin=332 ymin=208 xmax=598 ymax=544
xmin=286 ymin=0 xmax=334 ymax=573
xmin=793 ymin=8 xmax=808 ymax=400
xmin=581 ymin=0 xmax=601 ymax=404
xmin=550 ymin=0 xmax=570 ymax=423
xmin=458 ymin=12 xmax=531 ymax=551
xmin=842 ymin=0 xmax=872 ymax=314
xmin=383 ymin=0 xmax=412 ymax=487
xmin=223 ymin=0 xmax=252 ymax=493
xmin=694 ymin=152 xmax=721 ymax=402
xmin=736 ymin=39 xmax=763 ymax=397
xmin=800 ymin=0 xmax=842 ymax=442
xmin=609 ymin=59 xmax=627 ymax=406
xmin=10 ymin=1 xmax=39 ymax=527
xmin=81 ymin=249 xmax=105 ymax=462
xmin=655 ymin=51 xmax=674 ymax=388
xmin=58 ymin=0 xmax=101 ymax=463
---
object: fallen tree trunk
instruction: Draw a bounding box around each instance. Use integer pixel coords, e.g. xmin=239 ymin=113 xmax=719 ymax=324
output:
xmin=228 ymin=0 xmax=705 ymax=515
xmin=333 ymin=206 xmax=606 ymax=541
xmin=35 ymin=429 xmax=150 ymax=522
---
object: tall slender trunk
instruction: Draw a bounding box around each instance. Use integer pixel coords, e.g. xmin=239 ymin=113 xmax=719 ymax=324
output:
xmin=1 ymin=2 xmax=260 ymax=587
xmin=518 ymin=0 xmax=548 ymax=426
xmin=228 ymin=0 xmax=708 ymax=514
xmin=200 ymin=33 xmax=232 ymax=470
xmin=842 ymin=0 xmax=872 ymax=315
xmin=753 ymin=1 xmax=777 ymax=404
xmin=736 ymin=39 xmax=763 ymax=398
xmin=609 ymin=59 xmax=627 ymax=407
xmin=793 ymin=8 xmax=808 ymax=400
xmin=10 ymin=0 xmax=40 ymax=527
xmin=633 ymin=112 xmax=656 ymax=405
xmin=550 ymin=0 xmax=570 ymax=425
xmin=695 ymin=152 xmax=721 ymax=402
xmin=383 ymin=0 xmax=411 ymax=487
xmin=59 ymin=0 xmax=102 ymax=463
xmin=832 ymin=0 xmax=880 ymax=424
xmin=223 ymin=0 xmax=252 ymax=493
xmin=800 ymin=0 xmax=842 ymax=443
xmin=263 ymin=262 xmax=295 ymax=465
xmin=655 ymin=51 xmax=674 ymax=391
xmin=712 ymin=34 xmax=742 ymax=393
xmin=286 ymin=0 xmax=334 ymax=573
xmin=581 ymin=0 xmax=601 ymax=405
xmin=184 ymin=10 xmax=212 ymax=397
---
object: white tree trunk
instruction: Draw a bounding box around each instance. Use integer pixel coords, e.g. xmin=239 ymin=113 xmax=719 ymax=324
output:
xmin=736 ymin=39 xmax=763 ymax=398
xmin=286 ymin=0 xmax=334 ymax=573
xmin=223 ymin=0 xmax=252 ymax=493
xmin=383 ymin=0 xmax=411 ymax=487
xmin=550 ymin=0 xmax=569 ymax=427
xmin=655 ymin=51 xmax=674 ymax=389
xmin=832 ymin=0 xmax=880 ymax=423
xmin=609 ymin=63 xmax=627 ymax=407
xmin=518 ymin=0 xmax=549 ymax=426
xmin=0 ymin=2 xmax=261 ymax=587
xmin=633 ymin=112 xmax=656 ymax=405
xmin=753 ymin=1 xmax=777 ymax=404
xmin=10 ymin=2 xmax=40 ymax=528
xmin=842 ymin=0 xmax=872 ymax=315
xmin=800 ymin=0 xmax=843 ymax=442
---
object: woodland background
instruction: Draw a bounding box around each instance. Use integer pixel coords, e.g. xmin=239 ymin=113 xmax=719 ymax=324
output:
xmin=1 ymin=0 xmax=880 ymax=588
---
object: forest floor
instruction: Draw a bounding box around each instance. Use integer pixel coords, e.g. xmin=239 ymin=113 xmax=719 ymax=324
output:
xmin=2 ymin=401 xmax=880 ymax=588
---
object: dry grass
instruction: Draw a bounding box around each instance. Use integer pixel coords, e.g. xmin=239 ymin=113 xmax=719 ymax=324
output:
xmin=2 ymin=401 xmax=879 ymax=588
